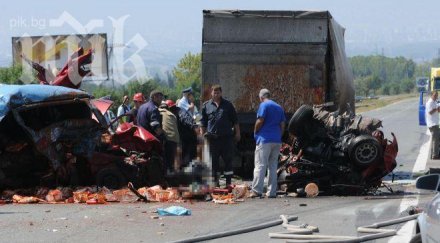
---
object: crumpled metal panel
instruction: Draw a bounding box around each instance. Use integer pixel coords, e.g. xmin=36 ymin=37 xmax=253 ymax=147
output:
xmin=112 ymin=122 xmax=162 ymax=154
xmin=0 ymin=84 xmax=89 ymax=122
xmin=22 ymin=119 xmax=102 ymax=170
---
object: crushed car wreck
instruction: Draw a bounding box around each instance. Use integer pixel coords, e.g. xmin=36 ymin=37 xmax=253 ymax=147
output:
xmin=0 ymin=84 xmax=165 ymax=191
xmin=278 ymin=103 xmax=398 ymax=195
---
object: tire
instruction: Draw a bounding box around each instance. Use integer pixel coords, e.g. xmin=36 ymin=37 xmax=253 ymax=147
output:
xmin=288 ymin=105 xmax=314 ymax=137
xmin=409 ymin=233 xmax=422 ymax=243
xmin=348 ymin=135 xmax=382 ymax=168
xmin=96 ymin=167 xmax=127 ymax=189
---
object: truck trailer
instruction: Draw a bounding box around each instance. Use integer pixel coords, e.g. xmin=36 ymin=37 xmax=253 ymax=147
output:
xmin=201 ymin=10 xmax=355 ymax=177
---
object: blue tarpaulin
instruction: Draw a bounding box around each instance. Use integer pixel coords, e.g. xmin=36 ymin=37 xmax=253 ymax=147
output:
xmin=0 ymin=84 xmax=89 ymax=122
xmin=157 ymin=206 xmax=192 ymax=216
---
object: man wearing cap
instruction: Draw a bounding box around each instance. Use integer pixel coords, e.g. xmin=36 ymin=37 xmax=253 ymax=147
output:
xmin=249 ymin=88 xmax=286 ymax=198
xmin=137 ymin=90 xmax=165 ymax=141
xmin=177 ymin=105 xmax=199 ymax=168
xmin=177 ymin=87 xmax=199 ymax=116
xmin=117 ymin=95 xmax=131 ymax=123
xmin=177 ymin=87 xmax=193 ymax=110
xmin=201 ymin=84 xmax=240 ymax=187
xmin=127 ymin=93 xmax=145 ymax=124
xmin=159 ymin=100 xmax=180 ymax=172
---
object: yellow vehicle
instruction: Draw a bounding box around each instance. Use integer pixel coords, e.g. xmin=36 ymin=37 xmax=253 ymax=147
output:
xmin=420 ymin=68 xmax=440 ymax=126
xmin=430 ymin=68 xmax=440 ymax=91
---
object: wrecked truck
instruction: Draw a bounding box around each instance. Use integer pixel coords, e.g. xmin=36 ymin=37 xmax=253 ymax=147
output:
xmin=0 ymin=84 xmax=164 ymax=190
xmin=278 ymin=104 xmax=398 ymax=195
xmin=201 ymin=10 xmax=355 ymax=177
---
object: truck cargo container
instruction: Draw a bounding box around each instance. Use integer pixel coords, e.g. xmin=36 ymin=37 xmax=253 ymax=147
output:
xmin=201 ymin=10 xmax=355 ymax=177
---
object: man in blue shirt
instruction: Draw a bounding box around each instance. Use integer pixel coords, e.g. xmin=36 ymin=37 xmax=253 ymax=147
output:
xmin=250 ymin=88 xmax=286 ymax=198
xmin=201 ymin=84 xmax=241 ymax=187
xmin=137 ymin=90 xmax=165 ymax=142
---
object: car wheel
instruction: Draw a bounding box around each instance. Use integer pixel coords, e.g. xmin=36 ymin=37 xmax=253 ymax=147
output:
xmin=96 ymin=167 xmax=127 ymax=189
xmin=409 ymin=233 xmax=421 ymax=243
xmin=348 ymin=135 xmax=382 ymax=168
xmin=288 ymin=105 xmax=314 ymax=137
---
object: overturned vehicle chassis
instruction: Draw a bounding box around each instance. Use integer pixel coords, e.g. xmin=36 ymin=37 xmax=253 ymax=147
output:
xmin=0 ymin=85 xmax=164 ymax=190
xmin=278 ymin=104 xmax=398 ymax=195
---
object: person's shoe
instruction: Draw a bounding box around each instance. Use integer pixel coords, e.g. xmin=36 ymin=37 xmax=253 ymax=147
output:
xmin=205 ymin=194 xmax=213 ymax=201
xmin=432 ymin=156 xmax=440 ymax=160
xmin=248 ymin=191 xmax=262 ymax=198
xmin=266 ymin=195 xmax=277 ymax=199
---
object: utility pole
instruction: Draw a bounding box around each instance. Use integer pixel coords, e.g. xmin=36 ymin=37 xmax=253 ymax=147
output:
xmin=108 ymin=28 xmax=128 ymax=89
xmin=437 ymin=48 xmax=440 ymax=64
xmin=108 ymin=43 xmax=127 ymax=88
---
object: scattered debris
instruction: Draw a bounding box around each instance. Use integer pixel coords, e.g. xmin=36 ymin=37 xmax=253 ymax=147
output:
xmin=12 ymin=195 xmax=44 ymax=204
xmin=304 ymin=183 xmax=319 ymax=197
xmin=112 ymin=189 xmax=138 ymax=203
xmin=231 ymin=184 xmax=249 ymax=199
xmin=157 ymin=206 xmax=191 ymax=216
xmin=45 ymin=189 xmax=63 ymax=203
xmin=407 ymin=206 xmax=423 ymax=215
xmin=212 ymin=193 xmax=235 ymax=204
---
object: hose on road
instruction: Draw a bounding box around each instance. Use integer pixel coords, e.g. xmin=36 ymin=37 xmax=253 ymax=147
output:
xmin=170 ymin=215 xmax=298 ymax=243
xmin=269 ymin=213 xmax=420 ymax=242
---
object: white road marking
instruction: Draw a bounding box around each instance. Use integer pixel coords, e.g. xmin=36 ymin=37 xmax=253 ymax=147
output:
xmin=412 ymin=130 xmax=431 ymax=173
xmin=388 ymin=129 xmax=430 ymax=242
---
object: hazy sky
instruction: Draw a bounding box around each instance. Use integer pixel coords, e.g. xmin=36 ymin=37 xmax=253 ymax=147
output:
xmin=1 ymin=0 xmax=439 ymax=67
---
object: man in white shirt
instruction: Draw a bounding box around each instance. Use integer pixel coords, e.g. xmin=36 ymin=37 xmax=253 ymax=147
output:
xmin=177 ymin=87 xmax=194 ymax=114
xmin=426 ymin=91 xmax=440 ymax=159
xmin=117 ymin=95 xmax=131 ymax=123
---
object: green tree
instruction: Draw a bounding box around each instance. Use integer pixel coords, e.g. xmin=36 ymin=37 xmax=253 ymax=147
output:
xmin=172 ymin=52 xmax=202 ymax=100
xmin=390 ymin=82 xmax=401 ymax=95
xmin=400 ymin=78 xmax=415 ymax=93
xmin=0 ymin=65 xmax=24 ymax=84
xmin=380 ymin=83 xmax=391 ymax=95
xmin=354 ymin=75 xmax=382 ymax=96
xmin=355 ymin=77 xmax=369 ymax=97
xmin=366 ymin=75 xmax=382 ymax=95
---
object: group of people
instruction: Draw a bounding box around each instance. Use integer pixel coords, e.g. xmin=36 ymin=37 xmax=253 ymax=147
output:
xmin=199 ymin=85 xmax=285 ymax=198
xmin=117 ymin=88 xmax=199 ymax=172
xmin=117 ymin=85 xmax=286 ymax=199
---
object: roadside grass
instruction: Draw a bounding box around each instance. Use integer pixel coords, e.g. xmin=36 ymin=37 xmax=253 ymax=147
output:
xmin=356 ymin=93 xmax=417 ymax=113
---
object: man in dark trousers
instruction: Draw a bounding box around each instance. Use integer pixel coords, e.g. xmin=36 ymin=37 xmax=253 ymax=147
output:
xmin=177 ymin=106 xmax=199 ymax=168
xmin=137 ymin=90 xmax=165 ymax=142
xmin=201 ymin=84 xmax=240 ymax=187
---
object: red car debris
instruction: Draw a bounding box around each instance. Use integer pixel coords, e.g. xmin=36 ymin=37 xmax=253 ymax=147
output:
xmin=21 ymin=47 xmax=92 ymax=89
xmin=0 ymin=84 xmax=165 ymax=191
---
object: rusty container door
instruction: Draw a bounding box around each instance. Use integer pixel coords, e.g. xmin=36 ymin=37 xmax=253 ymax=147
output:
xmin=202 ymin=10 xmax=333 ymax=119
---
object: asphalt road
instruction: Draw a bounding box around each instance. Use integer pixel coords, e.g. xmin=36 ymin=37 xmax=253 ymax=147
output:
xmin=0 ymin=97 xmax=436 ymax=243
